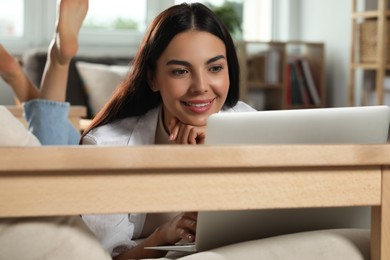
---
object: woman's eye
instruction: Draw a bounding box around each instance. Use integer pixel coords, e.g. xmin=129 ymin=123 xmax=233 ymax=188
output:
xmin=172 ymin=69 xmax=188 ymax=76
xmin=210 ymin=65 xmax=223 ymax=73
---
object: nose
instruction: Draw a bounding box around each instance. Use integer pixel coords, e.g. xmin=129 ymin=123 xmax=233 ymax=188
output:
xmin=190 ymin=72 xmax=209 ymax=94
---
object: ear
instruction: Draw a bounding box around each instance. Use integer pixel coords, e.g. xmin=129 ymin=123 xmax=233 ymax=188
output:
xmin=147 ymin=70 xmax=159 ymax=92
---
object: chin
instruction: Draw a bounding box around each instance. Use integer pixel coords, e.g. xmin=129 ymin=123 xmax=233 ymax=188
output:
xmin=183 ymin=116 xmax=208 ymax=127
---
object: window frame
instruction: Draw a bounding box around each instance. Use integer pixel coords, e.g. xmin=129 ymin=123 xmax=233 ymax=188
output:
xmin=0 ymin=0 xmax=285 ymax=55
xmin=0 ymin=0 xmax=55 ymax=54
xmin=1 ymin=0 xmax=175 ymax=55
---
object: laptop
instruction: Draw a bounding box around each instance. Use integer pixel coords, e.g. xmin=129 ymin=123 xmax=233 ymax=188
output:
xmin=145 ymin=105 xmax=390 ymax=253
xmin=205 ymin=105 xmax=390 ymax=145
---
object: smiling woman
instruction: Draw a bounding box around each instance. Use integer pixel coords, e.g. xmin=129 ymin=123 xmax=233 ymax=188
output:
xmin=80 ymin=3 xmax=255 ymax=259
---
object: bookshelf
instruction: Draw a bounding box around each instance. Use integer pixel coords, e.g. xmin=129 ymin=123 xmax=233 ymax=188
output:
xmin=349 ymin=0 xmax=389 ymax=106
xmin=237 ymin=41 xmax=326 ymax=110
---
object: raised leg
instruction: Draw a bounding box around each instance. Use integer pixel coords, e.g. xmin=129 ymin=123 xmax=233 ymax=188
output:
xmin=0 ymin=44 xmax=39 ymax=102
xmin=39 ymin=0 xmax=89 ymax=102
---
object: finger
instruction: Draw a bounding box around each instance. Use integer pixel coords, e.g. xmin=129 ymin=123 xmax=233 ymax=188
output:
xmin=186 ymin=233 xmax=196 ymax=242
xmin=176 ymin=124 xmax=191 ymax=144
xmin=169 ymin=117 xmax=179 ymax=141
xmin=188 ymin=128 xmax=198 ymax=145
xmin=176 ymin=227 xmax=196 ymax=242
xmin=180 ymin=126 xmax=194 ymax=144
xmin=176 ymin=227 xmax=187 ymax=240
xmin=169 ymin=117 xmax=178 ymax=133
xmin=175 ymin=122 xmax=185 ymax=143
xmin=178 ymin=213 xmax=197 ymax=233
xmin=183 ymin=211 xmax=198 ymax=220
xmin=188 ymin=127 xmax=206 ymax=145
xmin=184 ymin=218 xmax=197 ymax=233
xmin=180 ymin=215 xmax=196 ymax=227
xmin=170 ymin=122 xmax=180 ymax=141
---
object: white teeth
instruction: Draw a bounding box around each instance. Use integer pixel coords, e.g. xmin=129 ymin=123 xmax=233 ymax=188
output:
xmin=187 ymin=102 xmax=209 ymax=107
xmin=185 ymin=99 xmax=214 ymax=107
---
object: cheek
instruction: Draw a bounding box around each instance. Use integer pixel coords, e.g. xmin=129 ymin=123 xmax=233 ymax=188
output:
xmin=159 ymin=79 xmax=188 ymax=99
xmin=212 ymin=74 xmax=230 ymax=97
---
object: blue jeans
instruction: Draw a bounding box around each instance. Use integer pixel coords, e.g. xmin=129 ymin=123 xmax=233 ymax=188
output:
xmin=23 ymin=99 xmax=81 ymax=145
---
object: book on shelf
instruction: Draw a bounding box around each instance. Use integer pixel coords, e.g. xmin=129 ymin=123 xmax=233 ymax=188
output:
xmin=300 ymin=58 xmax=321 ymax=105
xmin=285 ymin=62 xmax=292 ymax=106
xmin=286 ymin=57 xmax=321 ymax=106
xmin=288 ymin=61 xmax=303 ymax=105
xmin=292 ymin=59 xmax=311 ymax=105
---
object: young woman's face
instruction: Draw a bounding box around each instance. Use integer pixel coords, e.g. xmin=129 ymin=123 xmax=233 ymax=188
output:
xmin=151 ymin=30 xmax=229 ymax=128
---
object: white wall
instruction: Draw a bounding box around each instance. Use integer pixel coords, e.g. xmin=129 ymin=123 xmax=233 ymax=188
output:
xmin=298 ymin=0 xmax=351 ymax=107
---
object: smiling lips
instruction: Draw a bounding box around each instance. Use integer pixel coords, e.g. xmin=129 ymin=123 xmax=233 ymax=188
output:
xmin=182 ymin=98 xmax=216 ymax=113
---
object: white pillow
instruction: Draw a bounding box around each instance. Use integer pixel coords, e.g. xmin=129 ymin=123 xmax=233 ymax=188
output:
xmin=75 ymin=61 xmax=130 ymax=116
xmin=0 ymin=106 xmax=41 ymax=146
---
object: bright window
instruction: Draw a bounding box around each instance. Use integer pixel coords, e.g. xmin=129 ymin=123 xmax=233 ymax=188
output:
xmin=0 ymin=0 xmax=24 ymax=38
xmin=0 ymin=0 xmax=274 ymax=55
xmin=174 ymin=0 xmax=272 ymax=41
xmin=82 ymin=0 xmax=147 ymax=32
xmin=176 ymin=0 xmax=230 ymax=4
xmin=175 ymin=0 xmax=243 ymax=39
xmin=243 ymin=0 xmax=272 ymax=41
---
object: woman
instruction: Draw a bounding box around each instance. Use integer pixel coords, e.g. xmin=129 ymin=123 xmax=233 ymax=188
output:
xmin=81 ymin=2 xmax=255 ymax=259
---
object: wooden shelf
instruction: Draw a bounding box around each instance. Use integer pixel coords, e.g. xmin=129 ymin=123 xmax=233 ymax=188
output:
xmin=351 ymin=10 xmax=390 ymax=18
xmin=237 ymin=41 xmax=326 ymax=110
xmin=352 ymin=11 xmax=379 ymax=18
xmin=349 ymin=0 xmax=389 ymax=106
xmin=351 ymin=63 xmax=390 ymax=70
xmin=351 ymin=63 xmax=380 ymax=69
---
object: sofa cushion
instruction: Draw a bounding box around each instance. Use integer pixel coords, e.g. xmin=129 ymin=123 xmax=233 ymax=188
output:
xmin=0 ymin=106 xmax=40 ymax=146
xmin=0 ymin=216 xmax=111 ymax=260
xmin=75 ymin=61 xmax=129 ymax=117
xmin=151 ymin=228 xmax=370 ymax=260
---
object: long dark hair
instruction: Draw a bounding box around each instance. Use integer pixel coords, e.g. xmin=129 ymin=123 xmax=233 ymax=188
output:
xmin=82 ymin=3 xmax=240 ymax=138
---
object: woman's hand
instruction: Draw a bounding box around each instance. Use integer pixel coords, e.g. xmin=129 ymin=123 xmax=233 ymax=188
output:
xmin=169 ymin=117 xmax=206 ymax=144
xmin=159 ymin=212 xmax=197 ymax=244
xmin=113 ymin=212 xmax=197 ymax=260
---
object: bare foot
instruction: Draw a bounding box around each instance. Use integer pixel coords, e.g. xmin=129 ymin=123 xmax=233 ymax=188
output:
xmin=53 ymin=0 xmax=89 ymax=64
xmin=40 ymin=0 xmax=88 ymax=102
xmin=0 ymin=44 xmax=39 ymax=102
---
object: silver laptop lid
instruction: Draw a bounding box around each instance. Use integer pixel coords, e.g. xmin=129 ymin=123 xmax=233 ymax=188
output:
xmin=205 ymin=106 xmax=390 ymax=145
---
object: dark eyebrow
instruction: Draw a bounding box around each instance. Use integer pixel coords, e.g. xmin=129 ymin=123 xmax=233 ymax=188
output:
xmin=165 ymin=55 xmax=226 ymax=66
xmin=166 ymin=60 xmax=190 ymax=66
xmin=206 ymin=55 xmax=226 ymax=64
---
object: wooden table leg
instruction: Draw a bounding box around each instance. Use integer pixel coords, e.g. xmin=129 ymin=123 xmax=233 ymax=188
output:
xmin=372 ymin=166 xmax=390 ymax=260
